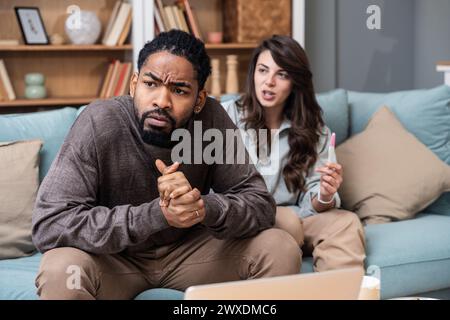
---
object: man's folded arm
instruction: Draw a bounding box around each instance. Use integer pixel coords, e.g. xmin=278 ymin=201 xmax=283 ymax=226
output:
xmin=201 ymin=163 xmax=276 ymax=239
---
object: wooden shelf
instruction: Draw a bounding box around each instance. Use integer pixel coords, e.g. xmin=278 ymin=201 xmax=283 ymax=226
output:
xmin=0 ymin=43 xmax=254 ymax=52
xmin=205 ymin=43 xmax=258 ymax=50
xmin=0 ymin=44 xmax=133 ymax=52
xmin=0 ymin=97 xmax=97 ymax=108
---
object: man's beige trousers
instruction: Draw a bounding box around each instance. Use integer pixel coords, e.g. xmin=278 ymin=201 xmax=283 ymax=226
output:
xmin=36 ymin=227 xmax=301 ymax=299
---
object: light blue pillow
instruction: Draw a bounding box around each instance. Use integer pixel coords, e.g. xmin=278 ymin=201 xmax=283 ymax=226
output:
xmin=348 ymin=85 xmax=450 ymax=215
xmin=0 ymin=107 xmax=78 ymax=181
xmin=220 ymin=93 xmax=241 ymax=104
xmin=76 ymin=105 xmax=87 ymax=117
xmin=316 ymin=89 xmax=349 ymax=146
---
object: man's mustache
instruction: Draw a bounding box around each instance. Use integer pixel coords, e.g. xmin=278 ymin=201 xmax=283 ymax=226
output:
xmin=141 ymin=108 xmax=176 ymax=127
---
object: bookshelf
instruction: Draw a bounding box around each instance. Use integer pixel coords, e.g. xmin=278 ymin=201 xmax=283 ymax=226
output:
xmin=0 ymin=97 xmax=96 ymax=108
xmin=0 ymin=0 xmax=132 ymax=110
xmin=1 ymin=0 xmax=305 ymax=110
xmin=132 ymin=0 xmax=305 ymax=96
xmin=0 ymin=44 xmax=133 ymax=52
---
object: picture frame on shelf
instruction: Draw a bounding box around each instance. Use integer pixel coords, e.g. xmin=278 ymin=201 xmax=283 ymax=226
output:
xmin=14 ymin=7 xmax=49 ymax=45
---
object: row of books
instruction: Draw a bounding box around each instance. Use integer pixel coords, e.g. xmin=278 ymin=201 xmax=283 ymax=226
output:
xmin=99 ymin=60 xmax=133 ymax=98
xmin=0 ymin=58 xmax=131 ymax=101
xmin=102 ymin=0 xmax=133 ymax=46
xmin=0 ymin=59 xmax=16 ymax=101
xmin=154 ymin=0 xmax=203 ymax=40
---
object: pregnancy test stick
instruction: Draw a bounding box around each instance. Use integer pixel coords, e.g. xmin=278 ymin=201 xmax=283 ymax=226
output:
xmin=328 ymin=132 xmax=337 ymax=164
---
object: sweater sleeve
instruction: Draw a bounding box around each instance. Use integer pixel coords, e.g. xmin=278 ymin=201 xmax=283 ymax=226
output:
xmin=201 ymin=162 xmax=276 ymax=239
xmin=31 ymin=113 xmax=170 ymax=254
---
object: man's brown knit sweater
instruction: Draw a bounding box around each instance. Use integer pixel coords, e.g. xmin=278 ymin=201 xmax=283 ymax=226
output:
xmin=31 ymin=95 xmax=276 ymax=255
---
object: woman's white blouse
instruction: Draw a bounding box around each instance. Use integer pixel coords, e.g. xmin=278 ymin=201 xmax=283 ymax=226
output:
xmin=221 ymin=99 xmax=341 ymax=218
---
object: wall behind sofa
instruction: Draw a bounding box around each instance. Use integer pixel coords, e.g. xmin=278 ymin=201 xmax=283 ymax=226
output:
xmin=414 ymin=0 xmax=450 ymax=89
xmin=305 ymin=0 xmax=450 ymax=93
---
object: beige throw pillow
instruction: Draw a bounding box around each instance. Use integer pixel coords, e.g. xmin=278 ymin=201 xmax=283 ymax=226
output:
xmin=0 ymin=140 xmax=42 ymax=259
xmin=336 ymin=107 xmax=450 ymax=225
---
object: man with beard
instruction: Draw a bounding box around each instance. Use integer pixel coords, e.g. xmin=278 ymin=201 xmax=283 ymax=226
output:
xmin=32 ymin=30 xmax=301 ymax=300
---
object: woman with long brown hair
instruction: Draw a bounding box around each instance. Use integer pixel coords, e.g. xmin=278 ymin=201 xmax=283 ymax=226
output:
xmin=222 ymin=35 xmax=366 ymax=272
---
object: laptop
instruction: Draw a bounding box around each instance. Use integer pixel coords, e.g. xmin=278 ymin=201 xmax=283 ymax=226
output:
xmin=184 ymin=267 xmax=364 ymax=300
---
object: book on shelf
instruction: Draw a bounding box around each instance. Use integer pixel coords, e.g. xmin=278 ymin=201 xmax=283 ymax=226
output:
xmin=154 ymin=0 xmax=202 ymax=40
xmin=99 ymin=62 xmax=114 ymax=98
xmin=0 ymin=39 xmax=20 ymax=46
xmin=0 ymin=59 xmax=16 ymax=101
xmin=117 ymin=8 xmax=132 ymax=45
xmin=103 ymin=1 xmax=132 ymax=46
xmin=0 ymin=76 xmax=9 ymax=100
xmin=155 ymin=18 xmax=161 ymax=36
xmin=155 ymin=0 xmax=170 ymax=31
xmin=105 ymin=60 xmax=121 ymax=98
xmin=164 ymin=6 xmax=178 ymax=30
xmin=102 ymin=0 xmax=122 ymax=44
xmin=173 ymin=5 xmax=189 ymax=33
xmin=100 ymin=60 xmax=133 ymax=98
xmin=154 ymin=4 xmax=166 ymax=33
xmin=113 ymin=63 xmax=127 ymax=97
xmin=181 ymin=0 xmax=203 ymax=40
xmin=175 ymin=1 xmax=192 ymax=33
xmin=169 ymin=6 xmax=180 ymax=30
xmin=114 ymin=63 xmax=132 ymax=96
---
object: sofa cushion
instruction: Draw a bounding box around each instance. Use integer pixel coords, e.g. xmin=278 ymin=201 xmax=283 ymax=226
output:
xmin=0 ymin=140 xmax=42 ymax=260
xmin=364 ymin=214 xmax=450 ymax=298
xmin=0 ymin=107 xmax=78 ymax=182
xmin=348 ymin=85 xmax=450 ymax=162
xmin=429 ymin=196 xmax=450 ymax=217
xmin=316 ymin=89 xmax=349 ymax=146
xmin=348 ymin=85 xmax=450 ymax=216
xmin=300 ymin=256 xmax=314 ymax=273
xmin=76 ymin=105 xmax=87 ymax=117
xmin=134 ymin=288 xmax=183 ymax=300
xmin=0 ymin=253 xmax=40 ymax=299
xmin=337 ymin=107 xmax=450 ymax=224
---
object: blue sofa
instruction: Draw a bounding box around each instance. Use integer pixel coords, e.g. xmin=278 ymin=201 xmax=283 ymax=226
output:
xmin=1 ymin=86 xmax=449 ymax=300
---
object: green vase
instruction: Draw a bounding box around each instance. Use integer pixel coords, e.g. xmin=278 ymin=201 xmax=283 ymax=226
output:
xmin=25 ymin=85 xmax=47 ymax=99
xmin=24 ymin=73 xmax=47 ymax=99
xmin=25 ymin=73 xmax=45 ymax=86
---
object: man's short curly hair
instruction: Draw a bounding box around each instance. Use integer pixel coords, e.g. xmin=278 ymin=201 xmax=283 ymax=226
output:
xmin=137 ymin=30 xmax=211 ymax=90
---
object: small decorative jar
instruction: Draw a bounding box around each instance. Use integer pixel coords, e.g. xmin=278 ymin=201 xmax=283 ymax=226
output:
xmin=24 ymin=73 xmax=47 ymax=99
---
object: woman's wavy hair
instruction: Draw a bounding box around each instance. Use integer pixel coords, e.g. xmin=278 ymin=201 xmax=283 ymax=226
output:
xmin=239 ymin=35 xmax=324 ymax=194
